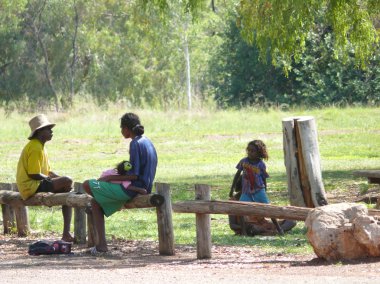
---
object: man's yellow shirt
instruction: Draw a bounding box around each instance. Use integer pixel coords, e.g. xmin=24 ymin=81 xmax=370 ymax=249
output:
xmin=16 ymin=139 xmax=51 ymax=200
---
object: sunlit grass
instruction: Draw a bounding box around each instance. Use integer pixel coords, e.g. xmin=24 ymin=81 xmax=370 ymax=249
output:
xmin=1 ymin=105 xmax=379 ymax=254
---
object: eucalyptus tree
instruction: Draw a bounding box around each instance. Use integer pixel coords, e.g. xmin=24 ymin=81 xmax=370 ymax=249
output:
xmin=0 ymin=0 xmax=89 ymax=111
xmin=142 ymin=0 xmax=380 ymax=72
xmin=209 ymin=15 xmax=380 ymax=108
xmin=81 ymin=1 xmax=188 ymax=108
xmin=0 ymin=0 xmax=28 ymax=107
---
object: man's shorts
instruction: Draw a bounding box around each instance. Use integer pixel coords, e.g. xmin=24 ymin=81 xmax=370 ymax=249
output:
xmin=36 ymin=179 xmax=54 ymax=193
xmin=88 ymin=179 xmax=132 ymax=217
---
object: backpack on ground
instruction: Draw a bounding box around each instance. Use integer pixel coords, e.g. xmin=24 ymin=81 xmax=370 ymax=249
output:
xmin=28 ymin=240 xmax=72 ymax=255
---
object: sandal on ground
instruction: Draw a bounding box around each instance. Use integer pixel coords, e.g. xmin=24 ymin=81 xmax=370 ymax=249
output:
xmin=89 ymin=246 xmax=108 ymax=256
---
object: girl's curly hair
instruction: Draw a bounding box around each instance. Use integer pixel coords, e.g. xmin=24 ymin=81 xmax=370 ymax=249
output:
xmin=247 ymin=140 xmax=269 ymax=160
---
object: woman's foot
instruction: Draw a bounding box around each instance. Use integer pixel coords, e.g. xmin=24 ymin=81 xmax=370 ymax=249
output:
xmin=89 ymin=246 xmax=108 ymax=256
xmin=95 ymin=245 xmax=108 ymax=252
xmin=62 ymin=233 xmax=75 ymax=242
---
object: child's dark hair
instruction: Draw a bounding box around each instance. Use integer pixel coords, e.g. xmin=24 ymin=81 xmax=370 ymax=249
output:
xmin=247 ymin=140 xmax=269 ymax=160
xmin=120 ymin=112 xmax=144 ymax=136
xmin=116 ymin=160 xmax=129 ymax=175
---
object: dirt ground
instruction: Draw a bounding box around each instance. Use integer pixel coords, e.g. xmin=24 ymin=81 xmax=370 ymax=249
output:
xmin=2 ymin=185 xmax=380 ymax=283
xmin=1 ymin=233 xmax=380 ymax=284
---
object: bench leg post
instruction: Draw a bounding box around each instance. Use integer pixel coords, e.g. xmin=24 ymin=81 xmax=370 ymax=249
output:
xmin=156 ymin=183 xmax=175 ymax=256
xmin=74 ymin=182 xmax=87 ymax=244
xmin=195 ymin=184 xmax=212 ymax=259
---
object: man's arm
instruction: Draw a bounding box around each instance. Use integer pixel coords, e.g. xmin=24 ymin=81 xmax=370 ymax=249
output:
xmin=28 ymin=173 xmax=50 ymax=180
xmin=49 ymin=171 xmax=59 ymax=178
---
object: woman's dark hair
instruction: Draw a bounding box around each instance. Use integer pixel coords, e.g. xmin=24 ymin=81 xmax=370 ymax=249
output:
xmin=247 ymin=140 xmax=269 ymax=160
xmin=120 ymin=112 xmax=144 ymax=136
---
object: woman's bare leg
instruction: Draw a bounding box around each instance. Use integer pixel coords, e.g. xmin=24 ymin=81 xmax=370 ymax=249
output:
xmin=91 ymin=199 xmax=108 ymax=252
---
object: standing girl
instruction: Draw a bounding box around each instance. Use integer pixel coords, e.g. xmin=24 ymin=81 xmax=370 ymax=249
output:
xmin=230 ymin=140 xmax=270 ymax=203
xmin=83 ymin=112 xmax=158 ymax=253
xmin=229 ymin=140 xmax=283 ymax=235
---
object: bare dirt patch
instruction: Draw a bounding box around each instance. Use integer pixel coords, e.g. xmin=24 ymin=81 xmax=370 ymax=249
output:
xmin=1 ymin=187 xmax=380 ymax=283
xmin=1 ymin=233 xmax=380 ymax=284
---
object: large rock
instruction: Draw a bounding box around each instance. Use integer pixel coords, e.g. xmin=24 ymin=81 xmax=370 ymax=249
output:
xmin=305 ymin=203 xmax=380 ymax=261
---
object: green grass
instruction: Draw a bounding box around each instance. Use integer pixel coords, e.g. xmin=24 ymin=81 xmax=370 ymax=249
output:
xmin=1 ymin=105 xmax=379 ymax=254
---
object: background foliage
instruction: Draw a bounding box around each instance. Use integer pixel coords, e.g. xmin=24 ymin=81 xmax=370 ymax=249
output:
xmin=0 ymin=0 xmax=379 ymax=111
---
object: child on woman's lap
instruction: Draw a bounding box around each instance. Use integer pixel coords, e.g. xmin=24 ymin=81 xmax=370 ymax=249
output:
xmin=100 ymin=160 xmax=147 ymax=195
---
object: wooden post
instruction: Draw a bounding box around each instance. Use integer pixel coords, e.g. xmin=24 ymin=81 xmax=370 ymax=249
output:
xmin=297 ymin=117 xmax=328 ymax=207
xmin=282 ymin=118 xmax=306 ymax=207
xmin=295 ymin=120 xmax=314 ymax=207
xmin=0 ymin=183 xmax=15 ymax=234
xmin=73 ymin=182 xmax=87 ymax=244
xmin=155 ymin=183 xmax=175 ymax=256
xmin=86 ymin=207 xmax=95 ymax=248
xmin=11 ymin=183 xmax=30 ymax=237
xmin=195 ymin=184 xmax=211 ymax=259
xmin=282 ymin=116 xmax=328 ymax=208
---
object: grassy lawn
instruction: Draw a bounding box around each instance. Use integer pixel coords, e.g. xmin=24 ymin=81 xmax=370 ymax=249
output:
xmin=0 ymin=106 xmax=379 ymax=254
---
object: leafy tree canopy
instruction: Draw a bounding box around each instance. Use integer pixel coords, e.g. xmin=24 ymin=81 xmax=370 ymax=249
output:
xmin=145 ymin=0 xmax=380 ymax=72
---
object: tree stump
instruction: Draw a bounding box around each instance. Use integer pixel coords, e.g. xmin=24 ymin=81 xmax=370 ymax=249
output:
xmin=282 ymin=116 xmax=328 ymax=208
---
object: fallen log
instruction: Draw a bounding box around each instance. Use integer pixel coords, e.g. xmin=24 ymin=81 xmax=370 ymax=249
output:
xmin=172 ymin=200 xmax=380 ymax=221
xmin=0 ymin=191 xmax=164 ymax=209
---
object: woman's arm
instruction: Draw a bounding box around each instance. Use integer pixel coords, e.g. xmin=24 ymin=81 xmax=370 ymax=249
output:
xmin=127 ymin=185 xmax=147 ymax=195
xmin=98 ymin=174 xmax=138 ymax=182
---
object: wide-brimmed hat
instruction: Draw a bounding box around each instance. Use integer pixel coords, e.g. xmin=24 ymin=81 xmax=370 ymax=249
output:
xmin=28 ymin=114 xmax=56 ymax=139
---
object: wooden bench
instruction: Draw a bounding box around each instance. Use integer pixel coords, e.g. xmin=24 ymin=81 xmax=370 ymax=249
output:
xmin=0 ymin=182 xmax=175 ymax=256
xmin=353 ymin=170 xmax=380 ymax=185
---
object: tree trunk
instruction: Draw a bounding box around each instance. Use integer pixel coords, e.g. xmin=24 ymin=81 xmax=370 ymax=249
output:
xmin=68 ymin=1 xmax=79 ymax=106
xmin=183 ymin=18 xmax=192 ymax=110
xmin=31 ymin=2 xmax=60 ymax=111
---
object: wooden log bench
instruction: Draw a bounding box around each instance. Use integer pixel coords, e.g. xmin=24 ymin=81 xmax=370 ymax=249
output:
xmin=172 ymin=184 xmax=380 ymax=259
xmin=353 ymin=170 xmax=380 ymax=208
xmin=353 ymin=170 xmax=380 ymax=185
xmin=0 ymin=182 xmax=175 ymax=256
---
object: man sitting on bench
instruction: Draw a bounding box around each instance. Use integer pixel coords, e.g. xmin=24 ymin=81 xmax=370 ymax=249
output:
xmin=16 ymin=114 xmax=74 ymax=242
